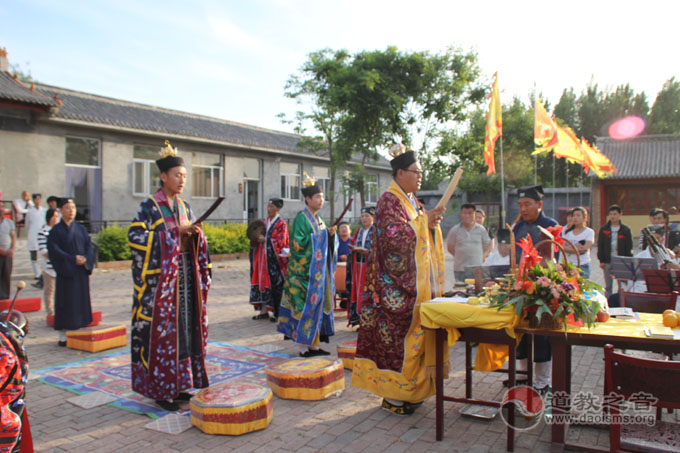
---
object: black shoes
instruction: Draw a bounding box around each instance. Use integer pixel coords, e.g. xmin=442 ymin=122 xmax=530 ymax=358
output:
xmin=58 ymin=340 xmax=66 ymax=347
xmin=155 ymin=400 xmax=180 ymax=412
xmin=252 ymin=313 xmax=269 ymax=320
xmin=174 ymin=392 xmax=193 ymax=401
xmin=299 ymin=349 xmax=331 ymax=358
xmin=502 ymin=378 xmax=528 ymax=387
xmin=269 ymin=316 xmax=277 ymax=323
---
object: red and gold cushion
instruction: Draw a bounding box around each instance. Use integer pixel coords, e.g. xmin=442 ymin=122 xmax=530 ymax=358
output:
xmin=190 ymin=382 xmax=273 ymax=436
xmin=66 ymin=325 xmax=126 ymax=352
xmin=266 ymin=357 xmax=345 ymax=400
xmin=0 ymin=298 xmax=40 ymax=313
xmin=337 ymin=340 xmax=357 ymax=370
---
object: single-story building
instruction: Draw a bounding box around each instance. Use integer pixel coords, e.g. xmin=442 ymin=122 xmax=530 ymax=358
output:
xmin=592 ymin=134 xmax=680 ymax=237
xmin=0 ymin=50 xmax=391 ymax=230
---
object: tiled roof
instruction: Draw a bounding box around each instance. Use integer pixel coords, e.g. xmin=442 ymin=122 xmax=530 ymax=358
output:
xmin=595 ymin=135 xmax=680 ymax=179
xmin=0 ymin=72 xmax=59 ymax=107
xmin=34 ymin=83 xmax=303 ymax=153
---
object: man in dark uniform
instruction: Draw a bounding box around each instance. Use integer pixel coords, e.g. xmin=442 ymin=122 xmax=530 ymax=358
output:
xmin=512 ymin=185 xmax=557 ymax=393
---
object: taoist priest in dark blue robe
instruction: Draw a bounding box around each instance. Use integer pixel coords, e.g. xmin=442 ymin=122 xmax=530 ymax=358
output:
xmin=512 ymin=185 xmax=557 ymax=393
xmin=47 ymin=197 xmax=95 ymax=346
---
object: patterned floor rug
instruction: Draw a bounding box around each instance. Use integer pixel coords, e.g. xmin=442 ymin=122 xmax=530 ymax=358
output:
xmin=33 ymin=341 xmax=292 ymax=418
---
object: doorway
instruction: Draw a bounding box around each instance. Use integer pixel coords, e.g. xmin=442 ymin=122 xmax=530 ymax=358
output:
xmin=244 ymin=179 xmax=259 ymax=222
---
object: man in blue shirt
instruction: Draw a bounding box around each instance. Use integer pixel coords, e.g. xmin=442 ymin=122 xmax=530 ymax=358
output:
xmin=511 ymin=185 xmax=557 ymax=393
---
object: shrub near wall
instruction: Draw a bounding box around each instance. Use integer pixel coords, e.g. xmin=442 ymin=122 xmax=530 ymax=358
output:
xmin=95 ymin=223 xmax=250 ymax=262
xmin=203 ymin=223 xmax=250 ymax=255
xmin=95 ymin=225 xmax=132 ymax=262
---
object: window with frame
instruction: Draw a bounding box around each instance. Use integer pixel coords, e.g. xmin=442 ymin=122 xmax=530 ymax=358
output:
xmin=366 ymin=174 xmax=378 ymax=204
xmin=132 ymin=145 xmax=162 ymax=196
xmin=192 ymin=152 xmax=224 ymax=198
xmin=280 ymin=162 xmax=301 ymax=200
xmin=312 ymin=165 xmax=331 ymax=195
xmin=66 ymin=136 xmax=100 ymax=166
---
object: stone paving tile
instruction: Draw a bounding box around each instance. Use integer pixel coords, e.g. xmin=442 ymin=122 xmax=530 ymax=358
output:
xmin=19 ymin=246 xmax=619 ymax=452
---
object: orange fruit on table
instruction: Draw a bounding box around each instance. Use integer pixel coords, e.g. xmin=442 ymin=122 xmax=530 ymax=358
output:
xmin=676 ymin=312 xmax=680 ymax=323
xmin=663 ymin=313 xmax=679 ymax=328
xmin=663 ymin=309 xmax=676 ymax=317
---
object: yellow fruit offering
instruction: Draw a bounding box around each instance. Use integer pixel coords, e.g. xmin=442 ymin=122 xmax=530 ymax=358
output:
xmin=663 ymin=313 xmax=679 ymax=328
xmin=464 ymin=279 xmax=475 ymax=286
xmin=467 ymin=297 xmax=480 ymax=305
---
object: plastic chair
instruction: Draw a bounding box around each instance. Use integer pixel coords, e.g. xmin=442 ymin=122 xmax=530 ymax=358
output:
xmin=604 ymin=344 xmax=680 ymax=452
xmin=619 ymin=291 xmax=678 ymax=313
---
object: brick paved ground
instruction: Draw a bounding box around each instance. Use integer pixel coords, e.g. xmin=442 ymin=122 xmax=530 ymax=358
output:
xmin=10 ymin=240 xmax=661 ymax=452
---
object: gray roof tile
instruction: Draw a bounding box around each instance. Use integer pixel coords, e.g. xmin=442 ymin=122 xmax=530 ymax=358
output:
xmin=0 ymin=72 xmax=59 ymax=107
xmin=595 ymin=135 xmax=680 ymax=179
xmin=34 ymin=83 xmax=302 ymax=152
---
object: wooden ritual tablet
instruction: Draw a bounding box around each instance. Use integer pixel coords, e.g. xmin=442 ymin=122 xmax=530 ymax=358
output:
xmin=66 ymin=324 xmax=126 ymax=352
xmin=266 ymin=357 xmax=345 ymax=400
xmin=190 ymin=382 xmax=273 ymax=435
xmin=337 ymin=340 xmax=357 ymax=370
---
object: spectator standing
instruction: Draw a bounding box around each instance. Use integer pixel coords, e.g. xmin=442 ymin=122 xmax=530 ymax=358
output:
xmin=12 ymin=191 xmax=33 ymax=231
xmin=25 ymin=194 xmax=46 ymax=288
xmin=336 ymin=222 xmax=352 ymax=262
xmin=0 ymin=207 xmax=16 ymax=299
xmin=38 ymin=208 xmax=59 ymax=316
xmin=483 ymin=228 xmax=511 ymax=266
xmin=561 ymin=207 xmax=594 ymax=278
xmin=596 ymin=204 xmax=633 ymax=296
xmin=446 ymin=203 xmax=491 ymax=282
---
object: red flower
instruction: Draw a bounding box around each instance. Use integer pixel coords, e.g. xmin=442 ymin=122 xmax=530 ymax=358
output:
xmin=517 ymin=237 xmax=541 ymax=278
xmin=546 ymin=225 xmax=565 ymax=245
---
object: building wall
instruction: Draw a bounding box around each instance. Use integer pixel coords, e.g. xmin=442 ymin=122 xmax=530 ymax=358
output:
xmin=0 ymin=127 xmax=65 ymax=204
xmin=0 ymin=114 xmax=392 ymax=227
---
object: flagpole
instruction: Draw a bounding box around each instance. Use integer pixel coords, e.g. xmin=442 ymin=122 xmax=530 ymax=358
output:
xmin=500 ymin=134 xmax=505 ymax=225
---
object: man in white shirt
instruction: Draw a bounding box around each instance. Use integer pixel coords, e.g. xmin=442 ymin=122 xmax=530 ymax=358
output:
xmin=12 ymin=191 xmax=33 ymax=228
xmin=25 ymin=194 xmax=47 ymax=288
xmin=446 ymin=203 xmax=491 ymax=282
xmin=483 ymin=228 xmax=511 ymax=266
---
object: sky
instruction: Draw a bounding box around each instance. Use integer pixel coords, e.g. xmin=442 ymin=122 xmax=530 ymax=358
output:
xmin=1 ymin=0 xmax=679 ymax=135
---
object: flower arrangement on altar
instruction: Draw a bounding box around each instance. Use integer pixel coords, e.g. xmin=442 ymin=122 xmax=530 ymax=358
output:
xmin=489 ymin=225 xmax=602 ymax=331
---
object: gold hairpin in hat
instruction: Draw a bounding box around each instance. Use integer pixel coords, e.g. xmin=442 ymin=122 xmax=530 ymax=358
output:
xmin=160 ymin=140 xmax=178 ymax=158
xmin=388 ymin=143 xmax=406 ymax=158
xmin=302 ymin=171 xmax=316 ymax=187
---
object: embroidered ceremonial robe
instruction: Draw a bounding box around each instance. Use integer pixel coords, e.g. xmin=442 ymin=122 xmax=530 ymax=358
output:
xmin=249 ymin=216 xmax=289 ymax=316
xmin=277 ymin=208 xmax=335 ymax=346
xmin=128 ymin=189 xmax=211 ymax=400
xmin=346 ymin=224 xmax=374 ymax=325
xmin=48 ymin=220 xmax=94 ymax=330
xmin=352 ymin=180 xmax=446 ymax=403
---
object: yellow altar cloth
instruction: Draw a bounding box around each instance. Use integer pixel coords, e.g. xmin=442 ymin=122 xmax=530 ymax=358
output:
xmin=420 ymin=301 xmax=522 ymax=372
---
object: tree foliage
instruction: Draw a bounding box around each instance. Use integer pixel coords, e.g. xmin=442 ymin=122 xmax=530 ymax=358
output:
xmin=649 ymin=77 xmax=680 ymax=134
xmin=281 ymin=46 xmax=485 ymax=211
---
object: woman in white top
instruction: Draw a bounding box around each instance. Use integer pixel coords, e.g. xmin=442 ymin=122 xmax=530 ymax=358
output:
xmin=561 ymin=207 xmax=594 ymax=278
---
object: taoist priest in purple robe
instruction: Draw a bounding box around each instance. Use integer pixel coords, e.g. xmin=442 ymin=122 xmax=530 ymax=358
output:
xmin=128 ymin=141 xmax=211 ymax=412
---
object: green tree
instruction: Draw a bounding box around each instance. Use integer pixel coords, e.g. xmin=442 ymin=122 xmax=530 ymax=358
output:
xmin=282 ymin=46 xmax=485 ymax=210
xmin=9 ymin=62 xmax=33 ymax=83
xmin=648 ymin=77 xmax=680 ymax=134
xmin=280 ymin=49 xmax=353 ymax=219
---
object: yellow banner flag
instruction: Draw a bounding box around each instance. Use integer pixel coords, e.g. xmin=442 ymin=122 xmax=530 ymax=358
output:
xmin=484 ymin=73 xmax=502 ymax=175
xmin=533 ymin=98 xmax=558 ymax=154
xmin=554 ymin=125 xmax=586 ymax=164
xmin=581 ymin=138 xmax=617 ymax=177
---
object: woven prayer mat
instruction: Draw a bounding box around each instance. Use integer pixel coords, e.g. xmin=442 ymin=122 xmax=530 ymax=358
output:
xmin=33 ymin=341 xmax=292 ymax=419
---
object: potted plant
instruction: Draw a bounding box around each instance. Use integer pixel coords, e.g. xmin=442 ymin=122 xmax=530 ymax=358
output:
xmin=489 ymin=232 xmax=602 ymax=331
